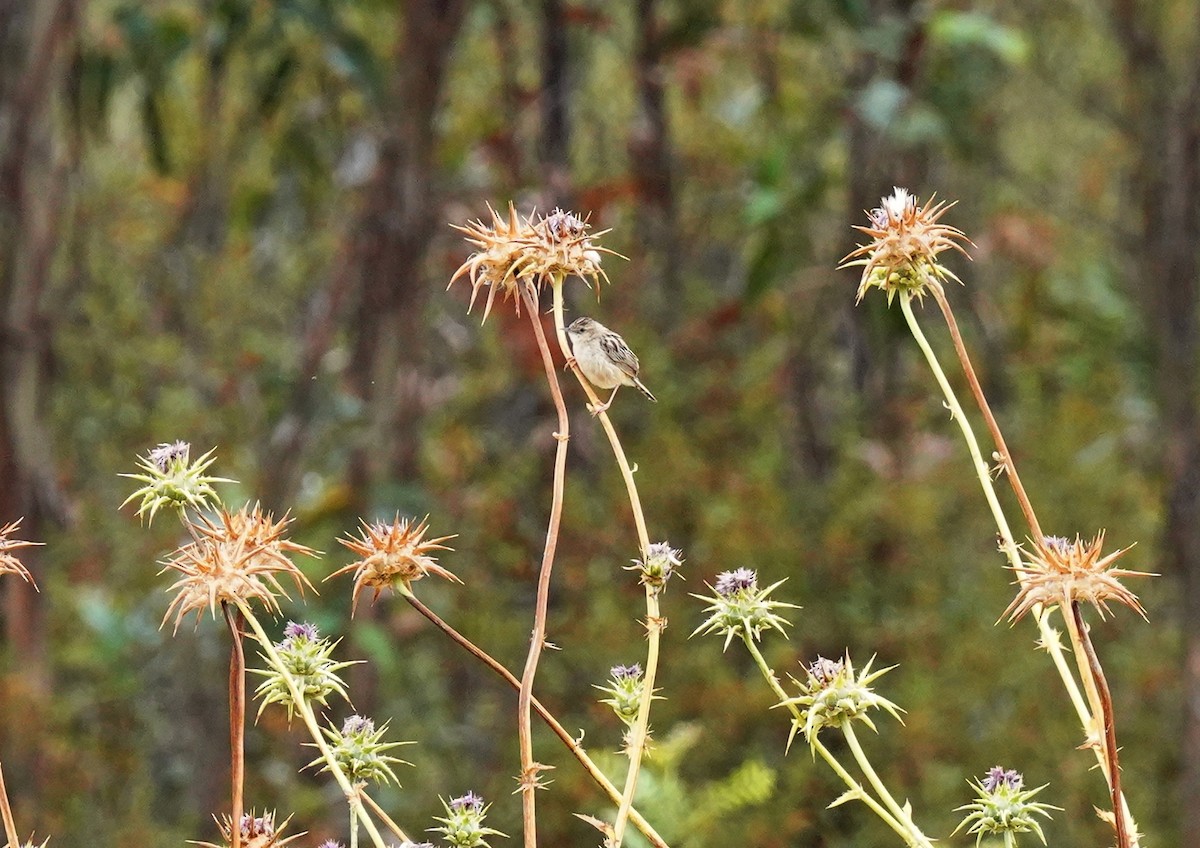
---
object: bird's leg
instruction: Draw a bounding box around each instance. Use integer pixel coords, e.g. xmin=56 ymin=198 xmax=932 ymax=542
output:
xmin=589 ymin=386 xmax=619 ymax=416
xmin=564 ymin=355 xmax=578 ymax=371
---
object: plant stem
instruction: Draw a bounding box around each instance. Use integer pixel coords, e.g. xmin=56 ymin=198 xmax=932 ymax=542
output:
xmin=904 ymin=290 xmax=1141 ymax=844
xmin=1067 ymin=602 xmax=1131 ymax=848
xmin=401 ymin=590 xmax=670 ymax=848
xmin=350 ymin=796 xmax=359 ymax=848
xmin=222 ymin=602 xmax=245 ymax=848
xmin=237 ymin=604 xmax=390 ymax=848
xmin=548 ymin=281 xmax=658 ymax=848
xmin=0 ymin=762 xmax=21 ymax=848
xmin=740 ymin=636 xmax=912 ymax=841
xmin=361 ymin=789 xmax=414 ymax=845
xmin=929 ymin=284 xmax=1043 ymax=542
xmin=899 ymin=294 xmax=1093 ymax=727
xmin=841 ymin=724 xmax=932 ymax=848
xmin=518 ymin=281 xmax=572 ymax=848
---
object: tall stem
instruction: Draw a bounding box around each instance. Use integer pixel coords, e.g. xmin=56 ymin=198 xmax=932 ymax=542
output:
xmin=929 ymin=284 xmax=1043 ymax=542
xmin=0 ymin=762 xmax=21 ymax=848
xmin=222 ymin=602 xmax=245 ymax=848
xmin=1068 ymin=602 xmax=1131 ymax=848
xmin=401 ymin=590 xmax=670 ymax=848
xmin=517 ymin=281 xmax=571 ymax=848
xmin=841 ymin=724 xmax=933 ymax=848
xmin=901 ymin=292 xmax=1140 ymax=844
xmin=549 ymin=282 xmax=658 ymax=847
xmin=237 ymin=604 xmax=390 ymax=848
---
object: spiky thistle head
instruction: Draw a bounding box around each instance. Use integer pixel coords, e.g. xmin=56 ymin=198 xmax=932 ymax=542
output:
xmin=120 ymin=442 xmax=234 ymax=524
xmin=1003 ymin=532 xmax=1152 ymax=623
xmin=626 ymin=542 xmax=683 ymax=594
xmin=160 ymin=504 xmax=318 ymax=632
xmin=840 ymin=187 xmax=972 ymax=304
xmin=779 ymin=654 xmax=904 ymax=751
xmin=0 ymin=518 xmax=40 ymax=587
xmin=309 ymin=714 xmax=413 ymax=787
xmin=252 ymin=621 xmax=359 ymax=722
xmin=331 ymin=515 xmax=459 ymax=614
xmin=595 ymin=663 xmax=657 ymax=727
xmin=449 ymin=203 xmax=616 ymax=322
xmin=953 ymin=767 xmax=1060 ymax=847
xmin=690 ymin=568 xmax=799 ymax=650
xmin=430 ymin=792 xmax=507 ymax=848
xmin=194 ymin=810 xmax=304 ymax=848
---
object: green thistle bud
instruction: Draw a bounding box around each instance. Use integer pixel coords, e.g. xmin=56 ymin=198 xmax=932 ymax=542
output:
xmin=595 ymin=664 xmax=649 ymax=726
xmin=953 ymin=767 xmax=1060 ymax=847
xmin=429 ymin=791 xmax=507 ymax=848
xmin=309 ymin=715 xmax=413 ymax=786
xmin=779 ymin=654 xmax=904 ymax=751
xmin=626 ymin=543 xmax=683 ymax=594
xmin=252 ymin=621 xmax=359 ymax=722
xmin=689 ymin=568 xmax=799 ymax=650
xmin=120 ymin=442 xmax=234 ymax=524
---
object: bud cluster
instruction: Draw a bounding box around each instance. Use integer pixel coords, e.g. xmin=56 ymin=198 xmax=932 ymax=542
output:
xmin=690 ymin=568 xmax=799 ymax=650
xmin=596 ymin=663 xmax=646 ymax=726
xmin=312 ymin=715 xmax=412 ymax=786
xmin=953 ymin=766 xmax=1059 ymax=846
xmin=429 ymin=792 xmax=506 ymax=848
xmin=627 ymin=543 xmax=683 ymax=594
xmin=253 ymin=621 xmax=357 ymax=721
xmin=780 ymin=654 xmax=903 ymax=750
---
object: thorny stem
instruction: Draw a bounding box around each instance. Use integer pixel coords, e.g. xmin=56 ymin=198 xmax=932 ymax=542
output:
xmin=740 ymin=636 xmax=913 ymax=842
xmin=222 ymin=603 xmax=246 ymax=848
xmin=361 ymin=789 xmax=414 ymax=845
xmin=841 ymin=724 xmax=933 ymax=848
xmin=901 ymin=292 xmax=1141 ymax=843
xmin=549 ymin=281 xmax=659 ymax=847
xmin=0 ymin=762 xmax=20 ymax=848
xmin=930 ymin=284 xmax=1043 ymax=543
xmin=237 ymin=603 xmax=390 ymax=848
xmin=518 ymin=281 xmax=571 ymax=848
xmin=1068 ymin=602 xmax=1131 ymax=848
xmin=401 ymin=590 xmax=670 ymax=848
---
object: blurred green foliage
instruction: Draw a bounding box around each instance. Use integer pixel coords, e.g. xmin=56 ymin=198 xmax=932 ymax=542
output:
xmin=1 ymin=0 xmax=1186 ymax=846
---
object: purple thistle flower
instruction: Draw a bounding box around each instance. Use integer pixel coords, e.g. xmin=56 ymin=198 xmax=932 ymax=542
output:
xmin=342 ymin=715 xmax=375 ymax=736
xmin=982 ymin=765 xmax=1024 ymax=793
xmin=714 ymin=568 xmax=757 ymax=597
xmin=283 ymin=621 xmax=319 ymax=642
xmin=449 ymin=790 xmax=485 ymax=813
xmin=316 ymin=841 xmax=344 ymax=848
xmin=807 ymin=656 xmax=845 ymax=686
xmin=610 ymin=663 xmax=643 ymax=681
xmin=148 ymin=440 xmax=190 ymax=472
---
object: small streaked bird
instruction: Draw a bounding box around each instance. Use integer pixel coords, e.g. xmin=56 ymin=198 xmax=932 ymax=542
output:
xmin=566 ymin=317 xmax=657 ymax=413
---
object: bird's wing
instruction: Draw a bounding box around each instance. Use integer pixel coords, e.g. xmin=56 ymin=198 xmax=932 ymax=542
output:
xmin=599 ymin=333 xmax=640 ymax=378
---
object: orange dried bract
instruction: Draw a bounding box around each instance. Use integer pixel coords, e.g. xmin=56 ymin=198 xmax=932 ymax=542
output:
xmin=0 ymin=518 xmax=40 ymax=588
xmin=331 ymin=514 xmax=458 ymax=613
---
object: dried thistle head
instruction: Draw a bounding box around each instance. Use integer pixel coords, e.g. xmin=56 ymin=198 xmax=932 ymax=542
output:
xmin=840 ymin=187 xmax=972 ymax=304
xmin=195 ymin=810 xmax=303 ymax=848
xmin=0 ymin=518 xmax=40 ymax=587
xmin=1003 ymin=532 xmax=1152 ymax=624
xmin=161 ymin=504 xmax=318 ymax=632
xmin=449 ymin=203 xmax=615 ymax=322
xmin=331 ymin=515 xmax=459 ymax=614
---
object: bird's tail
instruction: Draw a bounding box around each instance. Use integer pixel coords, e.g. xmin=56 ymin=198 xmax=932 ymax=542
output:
xmin=634 ymin=379 xmax=657 ymax=403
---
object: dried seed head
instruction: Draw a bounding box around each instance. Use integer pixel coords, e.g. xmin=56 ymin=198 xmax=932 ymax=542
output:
xmin=0 ymin=518 xmax=40 ymax=587
xmin=196 ymin=810 xmax=304 ymax=848
xmin=161 ymin=504 xmax=318 ymax=633
xmin=1003 ymin=531 xmax=1152 ymax=623
xmin=331 ymin=515 xmax=459 ymax=614
xmin=449 ymin=203 xmax=616 ymax=322
xmin=840 ymin=187 xmax=972 ymax=304
xmin=779 ymin=653 xmax=904 ymax=751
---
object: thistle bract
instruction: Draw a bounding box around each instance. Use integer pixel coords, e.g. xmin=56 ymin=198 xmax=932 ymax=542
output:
xmin=252 ymin=621 xmax=358 ymax=721
xmin=429 ymin=791 xmax=507 ymax=848
xmin=120 ymin=442 xmax=234 ymax=524
xmin=953 ymin=767 xmax=1060 ymax=847
xmin=779 ymin=654 xmax=904 ymax=751
xmin=309 ymin=715 xmax=413 ymax=786
xmin=690 ymin=569 xmax=799 ymax=650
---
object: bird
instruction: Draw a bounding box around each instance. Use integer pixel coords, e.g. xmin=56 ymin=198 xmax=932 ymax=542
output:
xmin=565 ymin=317 xmax=657 ymax=413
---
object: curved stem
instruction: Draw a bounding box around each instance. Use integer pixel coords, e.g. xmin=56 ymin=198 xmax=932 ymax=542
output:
xmin=549 ymin=281 xmax=658 ymax=847
xmin=237 ymin=604 xmax=390 ymax=848
xmin=1068 ymin=602 xmax=1131 ymax=848
xmin=740 ymin=636 xmax=912 ymax=841
xmin=930 ymin=285 xmax=1042 ymax=542
xmin=841 ymin=724 xmax=933 ymax=848
xmin=518 ymin=281 xmax=572 ymax=848
xmin=0 ymin=762 xmax=21 ymax=848
xmin=401 ymin=590 xmax=670 ymax=848
xmin=361 ymin=788 xmax=413 ymax=845
xmin=901 ymin=293 xmax=1140 ymax=843
xmin=222 ymin=603 xmax=246 ymax=848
